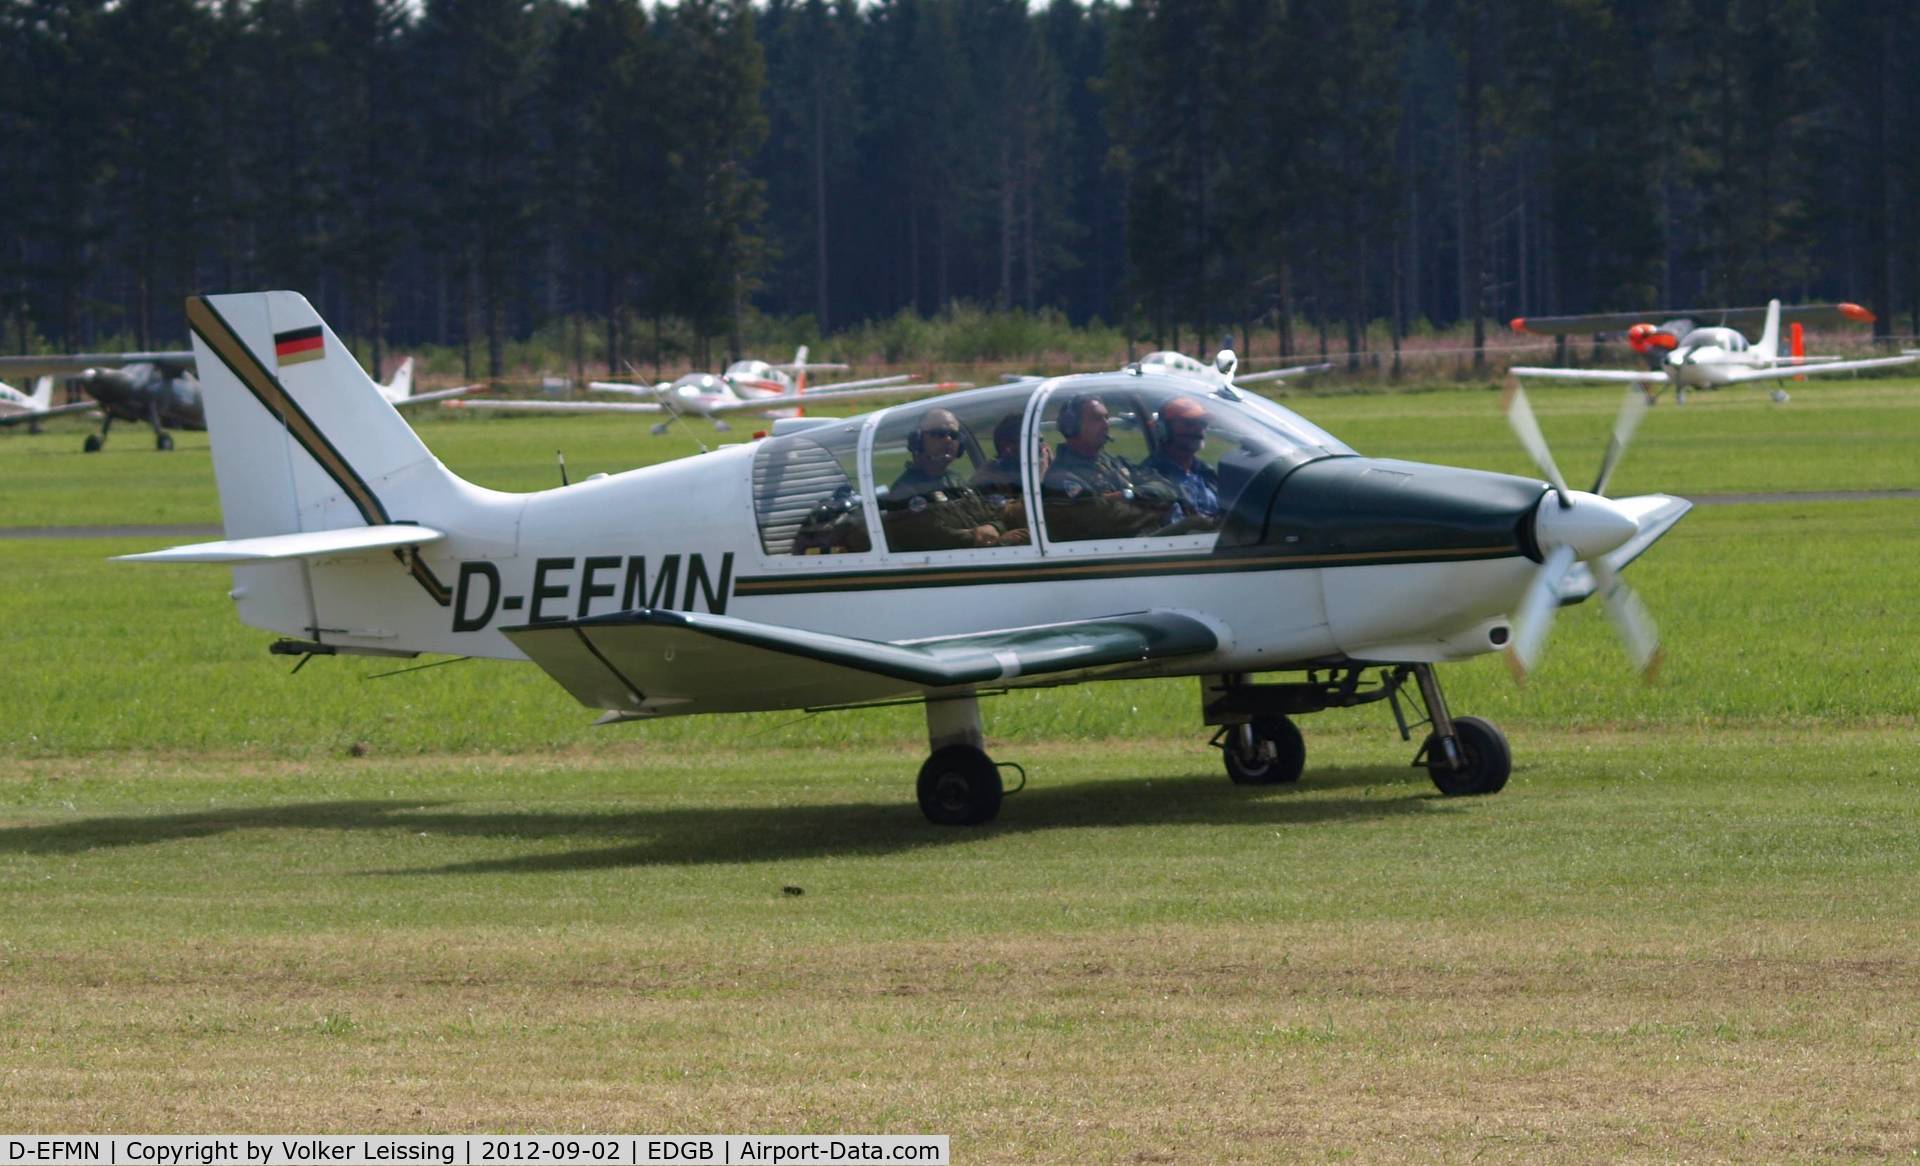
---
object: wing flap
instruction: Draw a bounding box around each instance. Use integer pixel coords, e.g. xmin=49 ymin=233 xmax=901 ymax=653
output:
xmin=115 ymin=523 xmax=445 ymax=563
xmin=504 ymin=608 xmax=1221 ymax=715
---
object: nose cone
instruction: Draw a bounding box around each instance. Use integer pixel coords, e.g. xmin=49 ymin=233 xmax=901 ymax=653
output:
xmin=1534 ymin=490 xmax=1638 ymax=559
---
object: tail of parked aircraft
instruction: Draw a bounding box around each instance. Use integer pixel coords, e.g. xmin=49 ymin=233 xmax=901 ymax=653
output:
xmin=28 ymin=375 xmax=53 ymax=410
xmin=383 ymin=356 xmax=415 ymax=402
xmin=1755 ymin=299 xmax=1782 ymax=362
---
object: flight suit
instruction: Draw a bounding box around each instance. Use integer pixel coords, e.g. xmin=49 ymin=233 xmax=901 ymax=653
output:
xmin=883 ymin=466 xmax=1013 ymax=551
xmin=1041 ymin=446 xmax=1178 ymax=541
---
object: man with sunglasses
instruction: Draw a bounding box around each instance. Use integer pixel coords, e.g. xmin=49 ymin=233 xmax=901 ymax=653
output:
xmin=883 ymin=407 xmax=1029 ymax=551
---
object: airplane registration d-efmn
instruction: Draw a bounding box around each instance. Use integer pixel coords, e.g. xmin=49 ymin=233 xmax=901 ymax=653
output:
xmin=124 ymin=291 xmax=1691 ymax=825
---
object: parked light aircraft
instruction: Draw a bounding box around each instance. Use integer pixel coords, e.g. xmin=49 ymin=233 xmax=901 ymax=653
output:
xmin=1136 ymin=349 xmax=1332 ymax=385
xmin=1509 ymin=300 xmax=1916 ymax=402
xmin=123 ymin=291 xmax=1691 ymax=825
xmin=0 ymin=350 xmax=475 ymax=451
xmin=0 ymin=375 xmax=95 ymax=432
xmin=446 ymin=346 xmax=966 ymax=435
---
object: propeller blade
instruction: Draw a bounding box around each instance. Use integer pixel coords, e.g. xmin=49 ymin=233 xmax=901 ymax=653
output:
xmin=1593 ymin=560 xmax=1662 ymax=680
xmin=1504 ymin=544 xmax=1577 ymax=682
xmin=1502 ymin=380 xmax=1570 ymax=506
xmin=1590 ymin=387 xmax=1650 ymax=496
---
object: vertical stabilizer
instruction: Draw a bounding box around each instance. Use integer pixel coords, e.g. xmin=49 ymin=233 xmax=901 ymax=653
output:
xmin=1755 ymin=299 xmax=1782 ymax=361
xmin=382 ymin=356 xmax=415 ymax=403
xmin=28 ymin=375 xmax=53 ymax=410
xmin=186 ymin=292 xmax=448 ymax=541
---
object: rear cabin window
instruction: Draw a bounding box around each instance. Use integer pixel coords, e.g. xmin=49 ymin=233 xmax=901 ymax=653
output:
xmin=751 ymin=420 xmax=871 ymax=556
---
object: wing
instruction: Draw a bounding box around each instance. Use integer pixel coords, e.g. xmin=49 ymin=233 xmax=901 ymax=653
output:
xmin=1509 ymin=366 xmax=1669 ymax=384
xmin=0 ymin=351 xmax=196 ymax=376
xmin=1717 ymin=354 xmax=1919 ymax=385
xmin=0 ymin=401 xmax=97 ymax=426
xmin=705 ymin=380 xmax=972 ymax=414
xmin=441 ymin=398 xmax=665 ymax=414
xmin=586 ymin=380 xmax=668 ymax=398
xmin=390 ymin=384 xmax=482 ymax=408
xmin=1513 ymin=303 xmax=1873 ymax=336
xmin=1236 ymin=362 xmax=1332 ymax=384
xmin=503 ymin=608 xmax=1221 ymax=716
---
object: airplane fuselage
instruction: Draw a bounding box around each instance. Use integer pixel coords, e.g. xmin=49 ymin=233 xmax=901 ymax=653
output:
xmin=82 ymin=363 xmax=205 ymax=429
xmin=245 ymin=374 xmax=1585 ymax=718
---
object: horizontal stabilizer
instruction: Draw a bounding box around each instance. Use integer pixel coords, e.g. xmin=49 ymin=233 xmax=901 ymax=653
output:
xmin=505 ymin=608 xmax=1220 ymax=716
xmin=115 ymin=523 xmax=445 ymax=563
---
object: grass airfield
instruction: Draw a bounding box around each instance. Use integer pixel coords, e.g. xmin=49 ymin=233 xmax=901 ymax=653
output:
xmin=3 ymin=380 xmax=1919 ymax=1160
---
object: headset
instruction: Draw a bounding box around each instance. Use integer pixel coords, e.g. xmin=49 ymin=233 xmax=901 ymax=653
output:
xmin=906 ymin=428 xmax=926 ymax=454
xmin=1056 ymin=394 xmax=1089 ymax=439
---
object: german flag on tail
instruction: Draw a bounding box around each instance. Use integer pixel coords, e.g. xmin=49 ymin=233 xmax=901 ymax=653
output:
xmin=274 ymin=326 xmax=325 ymax=367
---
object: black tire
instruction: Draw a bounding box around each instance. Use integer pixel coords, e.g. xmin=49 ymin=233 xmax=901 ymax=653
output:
xmin=83 ymin=434 xmax=102 ymax=453
xmin=156 ymin=432 xmax=174 ymax=451
xmin=917 ymin=744 xmax=1004 ymax=825
xmin=1425 ymin=716 xmax=1511 ymax=796
xmin=1223 ymin=715 xmax=1306 ymax=785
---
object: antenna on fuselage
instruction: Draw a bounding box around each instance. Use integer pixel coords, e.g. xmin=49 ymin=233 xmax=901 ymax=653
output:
xmin=556 ymin=450 xmax=569 ymax=486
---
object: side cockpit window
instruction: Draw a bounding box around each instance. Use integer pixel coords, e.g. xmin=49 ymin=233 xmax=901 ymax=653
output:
xmin=752 ymin=419 xmax=872 ymax=556
xmin=867 ymin=385 xmax=1044 ymax=554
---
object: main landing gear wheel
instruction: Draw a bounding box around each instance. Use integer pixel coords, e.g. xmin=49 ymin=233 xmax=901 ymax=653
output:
xmin=1425 ymin=715 xmax=1511 ymax=797
xmin=155 ymin=432 xmax=174 ymax=451
xmin=917 ymin=744 xmax=1004 ymax=825
xmin=1222 ymin=715 xmax=1305 ymax=785
xmin=83 ymin=434 xmax=102 ymax=453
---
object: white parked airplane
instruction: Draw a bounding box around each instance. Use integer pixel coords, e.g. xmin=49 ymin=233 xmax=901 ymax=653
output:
xmin=1137 ymin=349 xmax=1332 ymax=385
xmin=446 ymin=346 xmax=966 ymax=435
xmin=1510 ymin=299 xmax=1917 ymax=402
xmin=123 ymin=291 xmax=1691 ymax=825
xmin=0 ymin=375 xmax=94 ymax=431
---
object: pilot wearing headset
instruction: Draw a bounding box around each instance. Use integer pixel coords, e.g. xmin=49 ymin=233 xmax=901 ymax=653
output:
xmin=883 ymin=407 xmax=1028 ymax=551
xmin=1041 ymin=394 xmax=1179 ymax=542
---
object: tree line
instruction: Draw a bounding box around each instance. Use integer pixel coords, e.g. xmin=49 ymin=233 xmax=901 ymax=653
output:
xmin=2 ymin=0 xmax=1915 ymax=376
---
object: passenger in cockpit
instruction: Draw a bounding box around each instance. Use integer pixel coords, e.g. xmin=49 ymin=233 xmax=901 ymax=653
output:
xmin=884 ymin=407 xmax=1028 ymax=551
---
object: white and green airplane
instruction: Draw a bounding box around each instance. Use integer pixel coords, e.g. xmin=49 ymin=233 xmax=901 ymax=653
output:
xmin=121 ymin=291 xmax=1690 ymax=825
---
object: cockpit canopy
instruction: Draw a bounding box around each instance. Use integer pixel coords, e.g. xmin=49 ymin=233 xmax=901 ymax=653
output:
xmin=723 ymin=360 xmax=794 ymax=394
xmin=1675 ymin=326 xmax=1748 ymax=353
xmin=749 ymin=373 xmax=1353 ymax=558
xmin=671 ymin=372 xmax=730 ymax=396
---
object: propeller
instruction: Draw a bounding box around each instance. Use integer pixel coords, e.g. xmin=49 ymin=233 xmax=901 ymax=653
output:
xmin=1501 ymin=383 xmax=1663 ymax=683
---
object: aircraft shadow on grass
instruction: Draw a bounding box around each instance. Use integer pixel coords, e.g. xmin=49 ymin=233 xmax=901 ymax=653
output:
xmin=0 ymin=765 xmax=1459 ymax=872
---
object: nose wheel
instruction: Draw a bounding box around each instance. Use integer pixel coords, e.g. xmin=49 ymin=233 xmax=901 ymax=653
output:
xmin=1422 ymin=715 xmax=1510 ymax=796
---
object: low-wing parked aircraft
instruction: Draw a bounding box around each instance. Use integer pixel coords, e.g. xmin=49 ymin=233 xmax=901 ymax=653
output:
xmin=1137 ymin=349 xmax=1332 ymax=386
xmin=124 ymin=291 xmax=1691 ymax=825
xmin=447 ymin=346 xmax=966 ymax=435
xmin=0 ymin=350 xmax=475 ymax=451
xmin=0 ymin=375 xmax=95 ymax=432
xmin=1509 ymin=300 xmax=1916 ymax=402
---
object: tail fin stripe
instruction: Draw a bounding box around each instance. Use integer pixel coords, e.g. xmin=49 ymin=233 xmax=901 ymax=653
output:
xmin=187 ymin=297 xmax=392 ymax=527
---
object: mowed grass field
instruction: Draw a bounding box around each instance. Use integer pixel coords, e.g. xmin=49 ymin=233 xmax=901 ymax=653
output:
xmin=2 ymin=379 xmax=1918 ymax=1160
